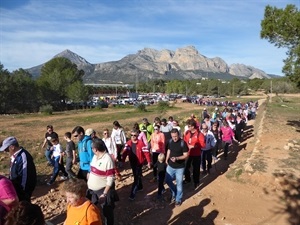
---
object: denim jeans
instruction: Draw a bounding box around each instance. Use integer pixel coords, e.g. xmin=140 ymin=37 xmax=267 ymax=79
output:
xmin=165 ymin=165 xmax=184 ymax=203
xmin=49 ymin=156 xmax=68 ymax=183
xmin=45 ymin=148 xmax=53 ymax=165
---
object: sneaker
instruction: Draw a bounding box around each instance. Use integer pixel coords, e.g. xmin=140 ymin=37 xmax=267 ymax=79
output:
xmin=137 ymin=187 xmax=143 ymax=192
xmin=60 ymin=176 xmax=68 ymax=181
xmin=183 ymin=180 xmax=191 ymax=184
xmin=175 ymin=201 xmax=181 ymax=207
xmin=129 ymin=194 xmax=135 ymax=201
xmin=170 ymin=196 xmax=175 ymax=204
xmin=149 ymin=177 xmax=157 ymax=183
xmin=212 ymin=156 xmax=218 ymax=161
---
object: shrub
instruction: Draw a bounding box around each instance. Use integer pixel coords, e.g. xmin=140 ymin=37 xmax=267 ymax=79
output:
xmin=157 ymin=101 xmax=170 ymax=112
xmin=135 ymin=103 xmax=147 ymax=112
xmin=39 ymin=104 xmax=53 ymax=115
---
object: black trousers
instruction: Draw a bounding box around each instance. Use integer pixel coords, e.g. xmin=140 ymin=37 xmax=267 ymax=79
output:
xmin=201 ymin=149 xmax=212 ymax=171
xmin=152 ymin=152 xmax=159 ymax=177
xmin=130 ymin=164 xmax=143 ymax=196
xmin=184 ymin=156 xmax=201 ymax=184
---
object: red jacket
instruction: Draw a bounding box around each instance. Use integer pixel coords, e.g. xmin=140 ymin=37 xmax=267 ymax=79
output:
xmin=122 ymin=139 xmax=151 ymax=166
xmin=184 ymin=130 xmax=206 ymax=156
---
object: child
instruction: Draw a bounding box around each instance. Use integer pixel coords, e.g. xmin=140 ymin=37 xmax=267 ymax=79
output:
xmin=64 ymin=132 xmax=77 ymax=179
xmin=62 ymin=179 xmax=102 ymax=225
xmin=155 ymin=153 xmax=166 ymax=199
xmin=47 ymin=137 xmax=68 ymax=185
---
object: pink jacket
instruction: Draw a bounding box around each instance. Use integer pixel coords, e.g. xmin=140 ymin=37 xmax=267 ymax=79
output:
xmin=221 ymin=126 xmax=235 ymax=143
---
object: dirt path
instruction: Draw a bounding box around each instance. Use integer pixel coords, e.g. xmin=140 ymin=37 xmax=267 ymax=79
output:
xmin=2 ymin=97 xmax=299 ymax=225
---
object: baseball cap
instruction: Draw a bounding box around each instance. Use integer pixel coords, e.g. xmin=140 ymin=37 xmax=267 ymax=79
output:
xmin=0 ymin=136 xmax=18 ymax=151
xmin=85 ymin=128 xmax=95 ymax=136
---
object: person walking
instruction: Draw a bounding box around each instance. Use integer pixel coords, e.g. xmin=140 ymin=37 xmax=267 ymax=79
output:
xmin=150 ymin=124 xmax=165 ymax=183
xmin=235 ymin=113 xmax=246 ymax=143
xmin=133 ymin=123 xmax=148 ymax=146
xmin=139 ymin=118 xmax=154 ymax=150
xmin=63 ymin=179 xmax=102 ymax=225
xmin=111 ymin=121 xmax=126 ymax=168
xmin=102 ymin=128 xmax=122 ymax=181
xmin=64 ymin=132 xmax=77 ymax=179
xmin=122 ymin=129 xmax=151 ymax=200
xmin=165 ymin=129 xmax=189 ymax=207
xmin=72 ymin=126 xmax=94 ymax=181
xmin=0 ymin=137 xmax=36 ymax=202
xmin=155 ymin=153 xmax=167 ymax=200
xmin=87 ymin=138 xmax=117 ymax=225
xmin=220 ymin=120 xmax=237 ymax=160
xmin=160 ymin=118 xmax=173 ymax=150
xmin=183 ymin=120 xmax=206 ymax=188
xmin=200 ymin=124 xmax=217 ymax=174
xmin=41 ymin=125 xmax=58 ymax=166
xmin=211 ymin=122 xmax=221 ymax=160
xmin=47 ymin=137 xmax=69 ymax=185
xmin=4 ymin=201 xmax=47 ymax=225
xmin=0 ymin=175 xmax=19 ymax=224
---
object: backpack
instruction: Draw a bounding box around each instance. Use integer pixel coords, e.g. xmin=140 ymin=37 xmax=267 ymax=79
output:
xmin=168 ymin=138 xmax=185 ymax=149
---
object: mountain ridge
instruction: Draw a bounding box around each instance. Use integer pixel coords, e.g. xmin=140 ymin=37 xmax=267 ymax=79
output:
xmin=26 ymin=46 xmax=272 ymax=83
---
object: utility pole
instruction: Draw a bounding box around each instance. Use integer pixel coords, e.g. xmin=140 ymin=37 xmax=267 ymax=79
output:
xmin=135 ymin=74 xmax=138 ymax=93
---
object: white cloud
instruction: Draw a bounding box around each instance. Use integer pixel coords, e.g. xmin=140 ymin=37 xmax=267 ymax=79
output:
xmin=1 ymin=0 xmax=298 ymax=75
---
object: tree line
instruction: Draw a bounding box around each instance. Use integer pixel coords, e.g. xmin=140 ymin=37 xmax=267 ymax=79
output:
xmin=1 ymin=57 xmax=299 ymax=114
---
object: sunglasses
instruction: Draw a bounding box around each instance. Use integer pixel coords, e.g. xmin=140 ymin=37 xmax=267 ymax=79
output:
xmin=131 ymin=134 xmax=137 ymax=137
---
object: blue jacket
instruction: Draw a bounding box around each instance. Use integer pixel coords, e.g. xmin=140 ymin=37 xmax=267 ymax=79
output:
xmin=77 ymin=135 xmax=93 ymax=171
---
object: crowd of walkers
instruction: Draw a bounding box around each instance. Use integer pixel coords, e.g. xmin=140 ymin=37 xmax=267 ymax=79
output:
xmin=0 ymin=100 xmax=257 ymax=225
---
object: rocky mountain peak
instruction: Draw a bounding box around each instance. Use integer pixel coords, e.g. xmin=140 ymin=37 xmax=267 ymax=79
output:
xmin=26 ymin=46 xmax=271 ymax=82
xmin=54 ymin=49 xmax=91 ymax=65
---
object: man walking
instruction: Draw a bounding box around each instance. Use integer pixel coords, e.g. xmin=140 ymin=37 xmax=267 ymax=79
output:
xmin=72 ymin=126 xmax=94 ymax=181
xmin=41 ymin=125 xmax=58 ymax=166
xmin=165 ymin=129 xmax=189 ymax=207
xmin=183 ymin=120 xmax=206 ymax=188
xmin=0 ymin=137 xmax=37 ymax=202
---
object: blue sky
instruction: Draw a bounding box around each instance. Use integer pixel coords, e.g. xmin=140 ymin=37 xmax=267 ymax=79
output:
xmin=0 ymin=0 xmax=298 ymax=75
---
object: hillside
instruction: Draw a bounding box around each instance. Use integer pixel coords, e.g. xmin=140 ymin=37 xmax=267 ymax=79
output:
xmin=26 ymin=46 xmax=271 ymax=83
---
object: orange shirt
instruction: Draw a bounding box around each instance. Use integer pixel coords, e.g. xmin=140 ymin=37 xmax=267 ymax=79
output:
xmin=64 ymin=200 xmax=102 ymax=225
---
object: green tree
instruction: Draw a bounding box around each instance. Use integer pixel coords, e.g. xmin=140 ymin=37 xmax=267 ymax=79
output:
xmin=37 ymin=57 xmax=84 ymax=104
xmin=67 ymin=81 xmax=89 ymax=104
xmin=10 ymin=69 xmax=39 ymax=112
xmin=0 ymin=63 xmax=12 ymax=113
xmin=261 ymin=4 xmax=300 ymax=88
